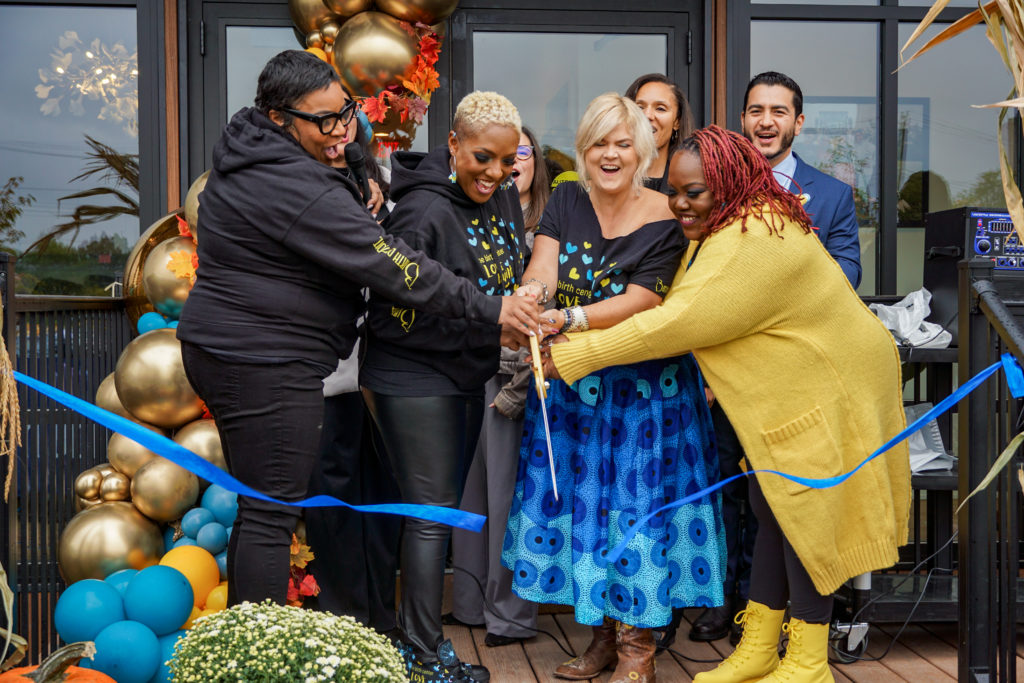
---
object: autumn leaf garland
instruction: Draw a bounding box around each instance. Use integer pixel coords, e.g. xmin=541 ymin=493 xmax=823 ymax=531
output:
xmin=360 ymin=24 xmax=442 ymax=125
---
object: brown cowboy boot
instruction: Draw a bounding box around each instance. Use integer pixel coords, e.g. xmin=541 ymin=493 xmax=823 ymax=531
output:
xmin=609 ymin=623 xmax=656 ymax=683
xmin=554 ymin=617 xmax=618 ymax=680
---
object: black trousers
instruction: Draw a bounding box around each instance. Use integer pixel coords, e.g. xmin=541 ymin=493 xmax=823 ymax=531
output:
xmin=747 ymin=474 xmax=833 ymax=624
xmin=363 ymin=389 xmax=484 ymax=659
xmin=305 ymin=393 xmax=402 ymax=633
xmin=181 ymin=342 xmax=326 ymax=606
xmin=712 ymin=404 xmax=758 ymax=601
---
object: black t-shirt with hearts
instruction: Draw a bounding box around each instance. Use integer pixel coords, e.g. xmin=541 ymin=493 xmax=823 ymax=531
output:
xmin=537 ymin=182 xmax=685 ymax=308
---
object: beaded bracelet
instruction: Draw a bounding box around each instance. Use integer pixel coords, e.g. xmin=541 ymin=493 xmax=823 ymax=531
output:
xmin=523 ymin=278 xmax=549 ymax=305
xmin=559 ymin=307 xmax=574 ymax=333
xmin=560 ymin=306 xmax=590 ymax=333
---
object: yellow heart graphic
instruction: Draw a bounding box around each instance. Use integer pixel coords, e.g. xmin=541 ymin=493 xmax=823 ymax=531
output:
xmin=569 ymin=267 xmax=581 ymax=280
xmin=584 ymin=241 xmax=592 ymax=249
xmin=472 ymin=218 xmax=479 ymax=225
xmin=491 ymin=215 xmax=496 ymax=221
xmin=600 ymin=278 xmax=611 ymax=287
xmin=492 ymin=226 xmax=499 ymax=234
xmin=482 ymin=241 xmax=491 ymax=250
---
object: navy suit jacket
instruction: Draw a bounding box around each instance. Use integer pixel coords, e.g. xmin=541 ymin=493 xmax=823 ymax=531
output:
xmin=791 ymin=152 xmax=862 ymax=288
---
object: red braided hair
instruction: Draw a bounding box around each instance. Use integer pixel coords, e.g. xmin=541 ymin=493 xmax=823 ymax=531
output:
xmin=676 ymin=125 xmax=811 ymax=239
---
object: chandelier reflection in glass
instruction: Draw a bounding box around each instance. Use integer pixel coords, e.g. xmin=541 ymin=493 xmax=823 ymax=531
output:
xmin=35 ymin=30 xmax=139 ymax=137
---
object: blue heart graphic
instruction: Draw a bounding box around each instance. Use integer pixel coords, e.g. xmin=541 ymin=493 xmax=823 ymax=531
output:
xmin=497 ymin=236 xmax=505 ymax=244
xmin=468 ymin=237 xmax=478 ymax=246
xmin=611 ymin=283 xmax=624 ymax=294
xmin=486 ymin=287 xmax=496 ymax=295
xmin=478 ymin=227 xmax=486 ymax=234
xmin=466 ymin=227 xmax=475 ymax=236
xmin=586 ymin=270 xmax=593 ymax=280
xmin=581 ymin=254 xmax=593 ymax=264
xmin=565 ymin=242 xmax=578 ymax=253
xmin=559 ymin=253 xmax=569 ymax=264
xmin=594 ymin=291 xmax=602 ymax=297
xmin=478 ymin=278 xmax=489 ymax=287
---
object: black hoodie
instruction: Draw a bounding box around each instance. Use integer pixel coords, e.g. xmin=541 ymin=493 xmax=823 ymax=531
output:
xmin=176 ymin=108 xmax=501 ymax=371
xmin=361 ymin=146 xmax=526 ymax=395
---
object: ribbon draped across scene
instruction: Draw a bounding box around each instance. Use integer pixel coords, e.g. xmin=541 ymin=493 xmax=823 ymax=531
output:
xmin=11 ymin=353 xmax=1024 ymax=545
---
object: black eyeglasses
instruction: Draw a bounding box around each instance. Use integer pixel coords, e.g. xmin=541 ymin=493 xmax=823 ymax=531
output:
xmin=516 ymin=145 xmax=535 ymax=161
xmin=282 ymin=100 xmax=358 ymax=135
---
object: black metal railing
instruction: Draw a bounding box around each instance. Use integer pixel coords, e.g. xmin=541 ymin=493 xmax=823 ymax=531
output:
xmin=958 ymin=258 xmax=1024 ymax=683
xmin=1 ymin=253 xmax=131 ymax=663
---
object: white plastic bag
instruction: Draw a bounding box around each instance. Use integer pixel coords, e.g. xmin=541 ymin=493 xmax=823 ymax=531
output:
xmin=869 ymin=287 xmax=952 ymax=348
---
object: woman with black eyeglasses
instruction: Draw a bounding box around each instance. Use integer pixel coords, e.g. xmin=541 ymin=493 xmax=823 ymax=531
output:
xmin=176 ymin=51 xmax=541 ymax=609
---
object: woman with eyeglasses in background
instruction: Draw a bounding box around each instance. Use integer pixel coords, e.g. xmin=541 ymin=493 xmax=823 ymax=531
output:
xmin=449 ymin=126 xmax=552 ymax=648
xmin=625 ymin=73 xmax=695 ymax=195
xmin=177 ymin=52 xmax=540 ymax=609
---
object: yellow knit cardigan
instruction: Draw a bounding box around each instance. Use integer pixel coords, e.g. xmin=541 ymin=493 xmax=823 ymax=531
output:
xmin=551 ymin=212 xmax=911 ymax=595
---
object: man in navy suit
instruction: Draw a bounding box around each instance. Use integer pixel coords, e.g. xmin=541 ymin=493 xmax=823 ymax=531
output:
xmin=660 ymin=72 xmax=863 ymax=651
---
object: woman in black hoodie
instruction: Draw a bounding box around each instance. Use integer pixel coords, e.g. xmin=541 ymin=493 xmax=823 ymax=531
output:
xmin=361 ymin=91 xmax=534 ymax=683
xmin=176 ymin=53 xmax=540 ymax=612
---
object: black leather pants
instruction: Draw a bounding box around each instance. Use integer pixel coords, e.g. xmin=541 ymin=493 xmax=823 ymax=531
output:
xmin=363 ymin=389 xmax=484 ymax=659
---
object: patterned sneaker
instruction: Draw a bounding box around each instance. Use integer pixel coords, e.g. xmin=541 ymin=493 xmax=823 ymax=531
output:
xmin=399 ymin=638 xmax=491 ymax=683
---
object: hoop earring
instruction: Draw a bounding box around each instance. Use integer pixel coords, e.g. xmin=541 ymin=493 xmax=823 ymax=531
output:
xmin=448 ymin=157 xmax=458 ymax=184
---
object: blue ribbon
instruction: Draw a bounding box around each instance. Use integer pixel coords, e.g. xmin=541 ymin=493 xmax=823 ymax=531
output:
xmin=12 ymin=371 xmax=486 ymax=532
xmin=602 ymin=354 xmax=1021 ymax=564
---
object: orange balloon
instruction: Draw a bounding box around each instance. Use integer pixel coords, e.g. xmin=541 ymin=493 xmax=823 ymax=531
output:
xmin=305 ymin=46 xmax=329 ymax=63
xmin=160 ymin=545 xmax=220 ymax=608
xmin=183 ymin=605 xmax=201 ymax=629
xmin=204 ymin=583 xmax=228 ymax=612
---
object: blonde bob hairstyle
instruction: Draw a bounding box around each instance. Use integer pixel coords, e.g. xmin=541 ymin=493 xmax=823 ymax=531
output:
xmin=452 ymin=91 xmax=522 ymax=138
xmin=575 ymin=92 xmax=656 ymax=195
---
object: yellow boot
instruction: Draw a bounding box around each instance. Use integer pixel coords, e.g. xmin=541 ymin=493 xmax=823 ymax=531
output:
xmin=693 ymin=601 xmax=785 ymax=683
xmin=755 ymin=618 xmax=834 ymax=682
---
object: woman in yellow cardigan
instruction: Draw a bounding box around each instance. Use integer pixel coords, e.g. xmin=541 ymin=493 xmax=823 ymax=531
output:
xmin=544 ymin=126 xmax=910 ymax=683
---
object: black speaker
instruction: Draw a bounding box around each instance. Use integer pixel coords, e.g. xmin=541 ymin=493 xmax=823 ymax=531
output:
xmin=923 ymin=207 xmax=1021 ymax=345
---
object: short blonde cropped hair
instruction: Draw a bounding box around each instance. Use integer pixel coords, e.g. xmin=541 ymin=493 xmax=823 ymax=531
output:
xmin=452 ymin=91 xmax=522 ymax=138
xmin=575 ymin=92 xmax=656 ymax=195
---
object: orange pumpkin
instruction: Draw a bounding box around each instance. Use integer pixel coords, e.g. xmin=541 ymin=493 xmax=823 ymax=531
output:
xmin=0 ymin=642 xmax=115 ymax=683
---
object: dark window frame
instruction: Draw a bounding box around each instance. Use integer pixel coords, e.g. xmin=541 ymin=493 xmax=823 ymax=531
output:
xmin=732 ymin=0 xmax=1019 ymax=294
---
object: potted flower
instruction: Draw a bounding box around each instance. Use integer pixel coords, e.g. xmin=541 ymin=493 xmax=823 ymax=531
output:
xmin=168 ymin=600 xmax=406 ymax=682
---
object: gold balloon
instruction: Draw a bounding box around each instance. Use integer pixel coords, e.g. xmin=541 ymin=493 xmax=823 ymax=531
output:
xmin=323 ymin=0 xmax=373 ymax=17
xmin=289 ymin=0 xmax=336 ymax=34
xmin=100 ymin=472 xmax=132 ymax=501
xmin=58 ymin=501 xmax=164 ymax=583
xmin=172 ymin=419 xmax=227 ymax=489
xmin=74 ymin=469 xmax=103 ymax=500
xmin=107 ymin=424 xmax=167 ymax=477
xmin=333 ymin=11 xmax=421 ymax=98
xmin=95 ymin=463 xmax=117 ymax=478
xmin=131 ymin=457 xmax=199 ymax=523
xmin=183 ymin=170 xmax=209 ymax=242
xmin=375 ymin=0 xmax=458 ymax=25
xmin=125 ymin=213 xmax=183 ymax=328
xmin=95 ymin=372 xmax=135 ymax=422
xmin=320 ymin=20 xmax=340 ymax=44
xmin=306 ymin=30 xmax=325 ymax=49
xmin=114 ymin=328 xmax=204 ymax=429
xmin=142 ymin=236 xmax=196 ymax=320
xmin=76 ymin=496 xmax=103 ymax=512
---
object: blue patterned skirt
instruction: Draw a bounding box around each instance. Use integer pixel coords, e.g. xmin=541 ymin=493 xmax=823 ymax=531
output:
xmin=501 ymin=355 xmax=725 ymax=628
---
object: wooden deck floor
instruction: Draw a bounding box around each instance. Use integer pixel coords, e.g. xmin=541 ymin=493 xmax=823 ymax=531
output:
xmin=442 ymin=610 xmax=1024 ymax=682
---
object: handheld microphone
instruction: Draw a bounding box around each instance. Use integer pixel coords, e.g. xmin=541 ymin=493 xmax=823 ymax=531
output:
xmin=344 ymin=142 xmax=372 ymax=206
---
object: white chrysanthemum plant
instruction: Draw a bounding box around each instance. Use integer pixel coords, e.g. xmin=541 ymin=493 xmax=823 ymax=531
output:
xmin=168 ymin=600 xmax=407 ymax=682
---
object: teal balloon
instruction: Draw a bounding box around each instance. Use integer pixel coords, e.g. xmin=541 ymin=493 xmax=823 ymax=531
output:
xmin=124 ymin=565 xmax=194 ymax=636
xmin=162 ymin=525 xmax=175 ymax=549
xmin=196 ymin=522 xmax=227 ymax=555
xmin=215 ymin=550 xmax=228 ymax=581
xmin=201 ymin=484 xmax=238 ymax=527
xmin=173 ymin=536 xmax=197 ymax=548
xmin=148 ymin=630 xmax=186 ymax=683
xmin=181 ymin=507 xmax=215 ymax=538
xmin=93 ymin=620 xmax=160 ymax=683
xmin=54 ymin=579 xmax=125 ymax=644
xmin=104 ymin=568 xmax=138 ymax=597
xmin=137 ymin=312 xmax=167 ymax=335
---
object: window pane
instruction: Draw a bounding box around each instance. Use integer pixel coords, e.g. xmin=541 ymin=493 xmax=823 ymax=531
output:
xmin=896 ymin=23 xmax=1005 ymax=293
xmin=755 ymin=0 xmax=877 ymax=4
xmin=473 ymin=32 xmax=666 ymax=170
xmin=750 ymin=21 xmax=879 ymax=294
xmin=225 ymin=26 xmax=429 ymax=159
xmin=0 ymin=5 xmax=138 ymax=295
xmin=900 ymin=1 xmax=978 ymax=6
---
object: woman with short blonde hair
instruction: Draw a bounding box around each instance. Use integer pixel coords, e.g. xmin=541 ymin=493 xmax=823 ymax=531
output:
xmin=574 ymin=92 xmax=656 ymax=195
